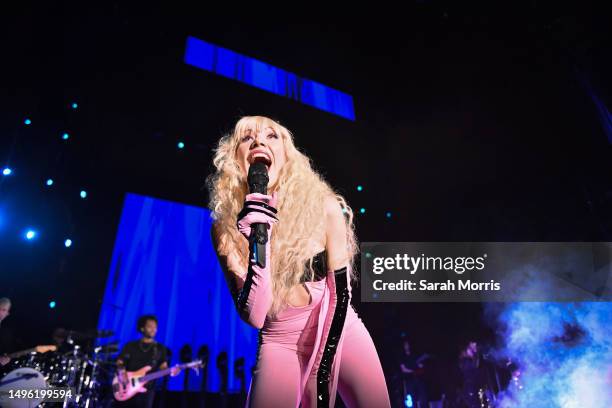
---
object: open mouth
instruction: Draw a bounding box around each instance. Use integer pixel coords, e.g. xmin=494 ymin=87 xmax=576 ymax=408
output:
xmin=249 ymin=152 xmax=272 ymax=170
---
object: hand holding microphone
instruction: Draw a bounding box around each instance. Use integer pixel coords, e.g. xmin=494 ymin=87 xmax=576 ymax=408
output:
xmin=236 ymin=161 xmax=279 ymax=267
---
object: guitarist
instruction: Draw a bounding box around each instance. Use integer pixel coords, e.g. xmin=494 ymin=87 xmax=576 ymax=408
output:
xmin=0 ymin=297 xmax=14 ymax=367
xmin=115 ymin=315 xmax=178 ymax=408
xmin=398 ymin=338 xmax=429 ymax=408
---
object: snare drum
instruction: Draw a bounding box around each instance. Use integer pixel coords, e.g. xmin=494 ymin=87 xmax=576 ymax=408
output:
xmin=0 ymin=367 xmax=48 ymax=408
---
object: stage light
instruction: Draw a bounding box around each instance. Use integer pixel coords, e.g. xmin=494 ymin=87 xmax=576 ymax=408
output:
xmin=80 ymin=190 xmax=87 ymax=199
xmin=62 ymin=132 xmax=69 ymax=140
xmin=178 ymin=142 xmax=185 ymax=149
xmin=71 ymin=102 xmax=78 ymax=109
xmin=49 ymin=301 xmax=56 ymax=309
xmin=386 ymin=212 xmax=392 ymax=218
xmin=24 ymin=118 xmax=31 ymax=125
xmin=2 ymin=168 xmax=12 ymax=176
xmin=360 ymin=208 xmax=366 ymax=214
xmin=404 ymin=393 xmax=413 ymax=407
xmin=357 ymin=185 xmax=363 ymax=191
xmin=46 ymin=178 xmax=54 ymax=186
xmin=365 ymin=252 xmax=372 ymax=258
xmin=185 ymin=36 xmax=356 ymax=120
xmin=25 ymin=229 xmax=37 ymax=240
xmin=64 ymin=239 xmax=72 ymax=247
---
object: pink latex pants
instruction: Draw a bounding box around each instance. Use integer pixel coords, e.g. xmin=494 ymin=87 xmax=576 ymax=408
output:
xmin=245 ymin=279 xmax=391 ymax=407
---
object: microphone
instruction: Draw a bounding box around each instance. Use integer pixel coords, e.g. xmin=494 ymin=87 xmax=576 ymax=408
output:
xmin=247 ymin=161 xmax=270 ymax=268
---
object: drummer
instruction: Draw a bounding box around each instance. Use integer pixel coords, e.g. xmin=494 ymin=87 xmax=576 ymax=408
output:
xmin=51 ymin=327 xmax=71 ymax=353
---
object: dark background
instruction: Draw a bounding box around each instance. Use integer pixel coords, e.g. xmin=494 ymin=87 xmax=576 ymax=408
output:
xmin=1 ymin=1 xmax=610 ymax=396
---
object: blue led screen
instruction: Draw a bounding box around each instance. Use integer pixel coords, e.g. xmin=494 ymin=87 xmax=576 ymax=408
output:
xmin=97 ymin=192 xmax=258 ymax=392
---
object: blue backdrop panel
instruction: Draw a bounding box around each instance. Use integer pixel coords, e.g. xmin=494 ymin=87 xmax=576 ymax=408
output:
xmin=184 ymin=35 xmax=356 ymax=121
xmin=97 ymin=192 xmax=258 ymax=392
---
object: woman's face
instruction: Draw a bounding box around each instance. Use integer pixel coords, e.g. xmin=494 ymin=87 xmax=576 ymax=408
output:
xmin=236 ymin=126 xmax=287 ymax=190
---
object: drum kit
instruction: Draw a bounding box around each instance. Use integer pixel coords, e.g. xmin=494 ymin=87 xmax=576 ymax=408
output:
xmin=0 ymin=330 xmax=117 ymax=408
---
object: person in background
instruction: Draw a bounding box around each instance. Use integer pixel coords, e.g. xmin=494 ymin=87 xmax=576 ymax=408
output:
xmin=398 ymin=338 xmax=429 ymax=408
xmin=51 ymin=327 xmax=70 ymax=353
xmin=458 ymin=340 xmax=487 ymax=408
xmin=0 ymin=298 xmax=13 ymax=367
xmin=115 ymin=315 xmax=178 ymax=408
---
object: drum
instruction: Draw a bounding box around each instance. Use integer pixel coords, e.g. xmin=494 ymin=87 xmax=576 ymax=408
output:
xmin=42 ymin=351 xmax=69 ymax=386
xmin=0 ymin=367 xmax=48 ymax=408
xmin=44 ymin=347 xmax=83 ymax=388
xmin=5 ymin=352 xmax=47 ymax=373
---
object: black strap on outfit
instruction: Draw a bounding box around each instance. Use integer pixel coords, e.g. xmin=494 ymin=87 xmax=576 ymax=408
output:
xmin=235 ymin=236 xmax=262 ymax=314
xmin=316 ymin=266 xmax=350 ymax=407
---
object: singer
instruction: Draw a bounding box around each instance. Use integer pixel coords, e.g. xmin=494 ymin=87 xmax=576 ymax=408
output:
xmin=208 ymin=116 xmax=390 ymax=407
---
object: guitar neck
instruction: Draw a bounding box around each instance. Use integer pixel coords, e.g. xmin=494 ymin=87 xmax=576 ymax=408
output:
xmin=140 ymin=367 xmax=173 ymax=382
xmin=140 ymin=362 xmax=193 ymax=382
xmin=8 ymin=348 xmax=36 ymax=359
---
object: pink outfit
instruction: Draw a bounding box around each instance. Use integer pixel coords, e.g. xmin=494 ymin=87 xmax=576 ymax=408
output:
xmin=234 ymin=193 xmax=390 ymax=407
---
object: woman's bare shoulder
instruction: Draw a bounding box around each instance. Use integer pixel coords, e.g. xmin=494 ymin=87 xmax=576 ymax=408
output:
xmin=323 ymin=195 xmax=343 ymax=218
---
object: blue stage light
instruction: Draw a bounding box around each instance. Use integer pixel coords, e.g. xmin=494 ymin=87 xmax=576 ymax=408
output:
xmin=65 ymin=239 xmax=72 ymax=248
xmin=360 ymin=208 xmax=366 ymax=214
xmin=357 ymin=185 xmax=363 ymax=191
xmin=80 ymin=190 xmax=87 ymax=199
xmin=178 ymin=142 xmax=185 ymax=149
xmin=24 ymin=118 xmax=31 ymax=125
xmin=25 ymin=229 xmax=37 ymax=240
xmin=386 ymin=212 xmax=392 ymax=218
xmin=184 ymin=36 xmax=356 ymax=121
xmin=49 ymin=301 xmax=56 ymax=309
xmin=2 ymin=168 xmax=12 ymax=176
xmin=46 ymin=178 xmax=54 ymax=186
xmin=62 ymin=132 xmax=69 ymax=140
xmin=71 ymin=102 xmax=78 ymax=109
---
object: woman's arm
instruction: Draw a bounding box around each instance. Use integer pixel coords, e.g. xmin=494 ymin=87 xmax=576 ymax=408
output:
xmin=315 ymin=196 xmax=352 ymax=403
xmin=211 ymin=223 xmax=270 ymax=328
xmin=324 ymin=196 xmax=349 ymax=271
xmin=211 ymin=196 xmax=277 ymax=329
xmin=211 ymin=223 xmax=247 ymax=299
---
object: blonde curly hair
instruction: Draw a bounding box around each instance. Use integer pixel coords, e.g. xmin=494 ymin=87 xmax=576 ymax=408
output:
xmin=206 ymin=115 xmax=359 ymax=318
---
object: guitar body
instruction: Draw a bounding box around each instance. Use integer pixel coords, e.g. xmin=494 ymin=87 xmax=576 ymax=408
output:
xmin=112 ymin=365 xmax=152 ymax=401
xmin=111 ymin=359 xmax=203 ymax=401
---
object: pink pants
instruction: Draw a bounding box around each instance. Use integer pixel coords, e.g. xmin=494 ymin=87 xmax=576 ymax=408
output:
xmin=246 ymin=279 xmax=390 ymax=407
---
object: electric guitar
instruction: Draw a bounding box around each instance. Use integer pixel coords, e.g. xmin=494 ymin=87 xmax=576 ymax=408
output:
xmin=112 ymin=359 xmax=202 ymax=401
xmin=4 ymin=345 xmax=57 ymax=360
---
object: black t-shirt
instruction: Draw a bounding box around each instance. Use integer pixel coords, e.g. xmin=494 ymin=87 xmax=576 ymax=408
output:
xmin=459 ymin=356 xmax=484 ymax=392
xmin=398 ymin=352 xmax=421 ymax=379
xmin=118 ymin=340 xmax=168 ymax=390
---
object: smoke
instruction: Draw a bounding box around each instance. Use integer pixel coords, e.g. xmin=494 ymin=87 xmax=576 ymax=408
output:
xmin=485 ymin=302 xmax=612 ymax=407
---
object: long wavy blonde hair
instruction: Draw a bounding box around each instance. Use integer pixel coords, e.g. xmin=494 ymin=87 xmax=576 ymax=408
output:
xmin=206 ymin=115 xmax=359 ymax=318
